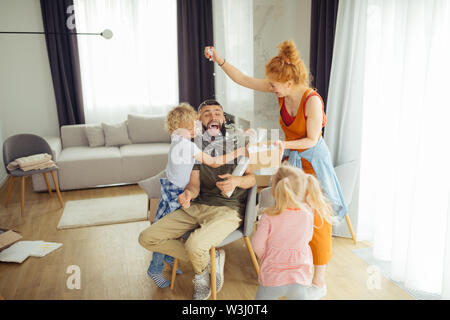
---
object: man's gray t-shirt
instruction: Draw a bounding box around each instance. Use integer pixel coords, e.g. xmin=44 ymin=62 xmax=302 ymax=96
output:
xmin=192 ymin=132 xmax=248 ymax=216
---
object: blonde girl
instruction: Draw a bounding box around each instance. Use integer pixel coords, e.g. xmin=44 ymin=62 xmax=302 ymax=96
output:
xmin=251 ymin=165 xmax=336 ymax=300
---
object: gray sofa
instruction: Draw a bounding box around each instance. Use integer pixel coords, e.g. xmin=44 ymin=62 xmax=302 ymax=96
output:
xmin=32 ymin=114 xmax=171 ymax=192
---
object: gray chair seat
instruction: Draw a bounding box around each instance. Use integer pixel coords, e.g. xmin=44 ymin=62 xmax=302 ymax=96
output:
xmin=219 ymin=227 xmax=244 ymax=247
xmin=8 ymin=166 xmax=58 ymax=177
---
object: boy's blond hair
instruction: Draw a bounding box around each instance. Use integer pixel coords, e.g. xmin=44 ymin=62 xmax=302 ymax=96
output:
xmin=165 ymin=103 xmax=198 ymax=134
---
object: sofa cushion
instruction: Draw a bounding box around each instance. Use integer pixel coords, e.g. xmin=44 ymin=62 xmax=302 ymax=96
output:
xmin=57 ymin=146 xmax=123 ymax=190
xmin=85 ymin=125 xmax=105 ymax=147
xmin=127 ymin=114 xmax=171 ymax=144
xmin=102 ymin=121 xmax=131 ymax=147
xmin=120 ymin=143 xmax=170 ymax=182
xmin=61 ymin=125 xmax=90 ymax=148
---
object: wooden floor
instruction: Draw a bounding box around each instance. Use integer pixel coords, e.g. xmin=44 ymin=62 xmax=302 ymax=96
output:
xmin=0 ymin=178 xmax=414 ymax=300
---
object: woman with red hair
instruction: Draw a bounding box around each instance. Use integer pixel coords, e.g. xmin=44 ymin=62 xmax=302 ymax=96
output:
xmin=205 ymin=41 xmax=347 ymax=300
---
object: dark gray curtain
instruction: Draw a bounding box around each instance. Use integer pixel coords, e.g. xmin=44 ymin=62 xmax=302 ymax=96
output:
xmin=41 ymin=0 xmax=85 ymax=126
xmin=177 ymin=0 xmax=215 ymax=110
xmin=310 ymin=0 xmax=339 ymax=114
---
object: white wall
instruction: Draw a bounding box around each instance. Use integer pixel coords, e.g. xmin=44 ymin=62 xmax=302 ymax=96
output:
xmin=253 ymin=0 xmax=311 ymax=131
xmin=0 ymin=107 xmax=6 ymax=186
xmin=0 ymin=0 xmax=60 ymax=138
xmin=0 ymin=0 xmax=59 ymax=186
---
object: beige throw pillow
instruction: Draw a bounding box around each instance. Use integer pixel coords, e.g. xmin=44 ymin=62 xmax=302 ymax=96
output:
xmin=102 ymin=121 xmax=131 ymax=147
xmin=85 ymin=125 xmax=105 ymax=147
xmin=127 ymin=114 xmax=171 ymax=144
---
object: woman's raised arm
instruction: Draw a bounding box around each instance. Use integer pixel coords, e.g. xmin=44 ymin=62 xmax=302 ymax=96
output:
xmin=204 ymin=46 xmax=272 ymax=93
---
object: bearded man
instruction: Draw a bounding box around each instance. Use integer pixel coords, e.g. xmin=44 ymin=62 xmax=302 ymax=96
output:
xmin=138 ymin=99 xmax=256 ymax=300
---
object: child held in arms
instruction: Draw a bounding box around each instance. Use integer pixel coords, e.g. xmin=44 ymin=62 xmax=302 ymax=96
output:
xmin=147 ymin=103 xmax=246 ymax=288
xmin=252 ymin=165 xmax=337 ymax=300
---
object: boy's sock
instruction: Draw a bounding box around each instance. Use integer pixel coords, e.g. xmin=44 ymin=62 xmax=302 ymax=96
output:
xmin=164 ymin=255 xmax=182 ymax=274
xmin=148 ymin=252 xmax=170 ymax=288
xmin=147 ymin=269 xmax=170 ymax=288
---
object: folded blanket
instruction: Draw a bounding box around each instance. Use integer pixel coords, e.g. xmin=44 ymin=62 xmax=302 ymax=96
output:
xmin=20 ymin=160 xmax=57 ymax=172
xmin=7 ymin=153 xmax=55 ymax=171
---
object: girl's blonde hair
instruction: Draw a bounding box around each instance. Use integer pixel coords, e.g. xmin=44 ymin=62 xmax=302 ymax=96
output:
xmin=166 ymin=103 xmax=198 ymax=134
xmin=265 ymin=40 xmax=310 ymax=87
xmin=265 ymin=165 xmax=337 ymax=226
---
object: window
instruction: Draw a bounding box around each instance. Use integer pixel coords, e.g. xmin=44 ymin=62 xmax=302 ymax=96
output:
xmin=74 ymin=0 xmax=178 ymax=124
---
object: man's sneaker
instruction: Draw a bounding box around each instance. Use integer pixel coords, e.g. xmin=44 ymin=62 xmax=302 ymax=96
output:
xmin=208 ymin=249 xmax=225 ymax=293
xmin=308 ymin=284 xmax=327 ymax=300
xmin=192 ymin=270 xmax=211 ymax=300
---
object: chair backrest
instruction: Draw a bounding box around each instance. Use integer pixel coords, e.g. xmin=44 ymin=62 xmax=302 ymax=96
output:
xmin=3 ymin=134 xmax=52 ymax=173
xmin=333 ymin=160 xmax=359 ymax=205
xmin=217 ymin=184 xmax=257 ymax=247
xmin=243 ymin=185 xmax=258 ymax=237
xmin=257 ymin=160 xmax=360 ymax=214
xmin=258 ymin=187 xmax=275 ymax=212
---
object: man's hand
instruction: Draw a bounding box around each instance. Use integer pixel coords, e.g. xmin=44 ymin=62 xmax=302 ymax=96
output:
xmin=216 ymin=174 xmax=241 ymax=195
xmin=178 ymin=189 xmax=193 ymax=209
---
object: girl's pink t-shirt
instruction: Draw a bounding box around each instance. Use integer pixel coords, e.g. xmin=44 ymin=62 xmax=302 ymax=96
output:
xmin=251 ymin=208 xmax=314 ymax=287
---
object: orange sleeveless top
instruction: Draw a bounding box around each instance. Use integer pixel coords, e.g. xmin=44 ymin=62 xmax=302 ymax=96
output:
xmin=278 ymin=88 xmax=327 ymax=153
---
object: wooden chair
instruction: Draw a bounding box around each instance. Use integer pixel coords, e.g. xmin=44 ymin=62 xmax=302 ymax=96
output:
xmin=333 ymin=161 xmax=359 ymax=244
xmin=3 ymin=134 xmax=64 ymax=216
xmin=170 ymin=185 xmax=259 ymax=300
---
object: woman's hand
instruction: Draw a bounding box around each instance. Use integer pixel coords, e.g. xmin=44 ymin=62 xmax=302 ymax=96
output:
xmin=178 ymin=189 xmax=192 ymax=209
xmin=204 ymin=47 xmax=271 ymax=93
xmin=273 ymin=140 xmax=285 ymax=152
xmin=273 ymin=140 xmax=286 ymax=164
xmin=204 ymin=46 xmax=224 ymax=65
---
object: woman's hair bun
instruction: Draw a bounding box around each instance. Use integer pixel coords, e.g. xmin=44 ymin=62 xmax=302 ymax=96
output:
xmin=265 ymin=40 xmax=309 ymax=86
xmin=277 ymin=40 xmax=301 ymax=66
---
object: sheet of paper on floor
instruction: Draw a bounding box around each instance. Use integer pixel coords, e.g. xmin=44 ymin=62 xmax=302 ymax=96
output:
xmin=0 ymin=241 xmax=62 ymax=263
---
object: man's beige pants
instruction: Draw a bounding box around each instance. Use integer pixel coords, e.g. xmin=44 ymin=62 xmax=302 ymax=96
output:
xmin=138 ymin=203 xmax=242 ymax=274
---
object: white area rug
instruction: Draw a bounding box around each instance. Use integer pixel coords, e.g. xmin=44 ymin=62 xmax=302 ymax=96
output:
xmin=57 ymin=194 xmax=148 ymax=230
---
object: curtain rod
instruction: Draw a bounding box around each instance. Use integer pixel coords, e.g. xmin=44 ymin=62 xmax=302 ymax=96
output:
xmin=0 ymin=29 xmax=113 ymax=39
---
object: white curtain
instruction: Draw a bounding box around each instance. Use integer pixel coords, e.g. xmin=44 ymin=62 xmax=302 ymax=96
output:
xmin=74 ymin=0 xmax=178 ymax=124
xmin=328 ymin=0 xmax=450 ymax=296
xmin=325 ymin=0 xmax=368 ymax=238
xmin=212 ymin=0 xmax=254 ymax=127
